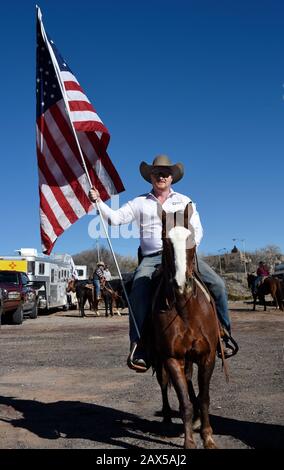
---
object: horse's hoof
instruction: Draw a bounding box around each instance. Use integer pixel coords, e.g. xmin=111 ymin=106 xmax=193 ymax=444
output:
xmin=204 ymin=438 xmax=217 ymax=449
xmin=184 ymin=439 xmax=196 ymax=449
xmin=202 ymin=430 xmax=217 ymax=449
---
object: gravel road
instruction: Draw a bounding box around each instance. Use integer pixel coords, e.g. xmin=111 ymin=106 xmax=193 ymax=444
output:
xmin=0 ymin=301 xmax=283 ymax=450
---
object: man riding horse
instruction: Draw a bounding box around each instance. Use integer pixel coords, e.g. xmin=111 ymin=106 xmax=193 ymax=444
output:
xmin=93 ymin=261 xmax=106 ymax=301
xmin=254 ymin=261 xmax=270 ymax=293
xmin=89 ymin=155 xmax=237 ymax=371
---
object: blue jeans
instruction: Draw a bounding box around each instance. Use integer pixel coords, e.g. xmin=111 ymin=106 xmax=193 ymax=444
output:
xmin=93 ymin=279 xmax=101 ymax=298
xmin=129 ymin=254 xmax=231 ymax=343
xmin=197 ymin=257 xmax=231 ymax=332
xmin=254 ymin=276 xmax=262 ymax=292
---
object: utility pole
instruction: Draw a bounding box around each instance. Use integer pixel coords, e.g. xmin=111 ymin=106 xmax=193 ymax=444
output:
xmin=218 ymin=248 xmax=226 ymax=275
xmin=96 ymin=239 xmax=100 ymax=263
xmin=241 ymin=239 xmax=247 ymax=275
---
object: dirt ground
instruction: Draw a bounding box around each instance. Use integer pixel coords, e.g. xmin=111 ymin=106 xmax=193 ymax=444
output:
xmin=0 ymin=301 xmax=283 ymax=450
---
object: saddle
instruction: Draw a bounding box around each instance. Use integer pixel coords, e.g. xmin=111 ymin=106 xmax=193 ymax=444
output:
xmin=153 ymin=263 xmax=239 ymax=362
xmin=254 ymin=275 xmax=268 ymax=293
xmin=85 ymin=283 xmax=94 ymax=291
xmin=151 ymin=262 xmax=212 ymax=308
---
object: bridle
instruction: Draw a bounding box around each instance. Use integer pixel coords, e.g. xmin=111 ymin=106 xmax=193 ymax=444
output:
xmin=160 ymin=236 xmax=197 ymax=311
xmin=101 ymin=282 xmax=123 ymax=301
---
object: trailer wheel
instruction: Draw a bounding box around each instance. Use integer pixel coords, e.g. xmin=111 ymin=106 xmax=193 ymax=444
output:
xmin=12 ymin=303 xmax=24 ymax=325
xmin=0 ymin=293 xmax=2 ymax=325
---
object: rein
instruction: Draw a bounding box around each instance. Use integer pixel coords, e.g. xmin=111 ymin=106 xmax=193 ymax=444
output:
xmin=159 ymin=270 xmax=196 ymax=311
xmin=102 ymin=283 xmax=123 ymax=300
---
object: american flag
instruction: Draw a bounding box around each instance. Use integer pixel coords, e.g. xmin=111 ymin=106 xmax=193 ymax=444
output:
xmin=36 ymin=7 xmax=124 ymax=254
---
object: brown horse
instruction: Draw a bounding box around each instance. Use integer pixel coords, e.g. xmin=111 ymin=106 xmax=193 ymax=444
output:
xmin=101 ymin=275 xmax=134 ymax=317
xmin=247 ymin=274 xmax=283 ymax=311
xmin=151 ymin=203 xmax=221 ymax=449
xmin=66 ymin=279 xmax=99 ymax=317
xmin=101 ymin=282 xmax=123 ymax=317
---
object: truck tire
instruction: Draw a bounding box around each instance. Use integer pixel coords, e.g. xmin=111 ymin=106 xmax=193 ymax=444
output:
xmin=0 ymin=294 xmax=2 ymax=325
xmin=12 ymin=303 xmax=24 ymax=325
xmin=29 ymin=302 xmax=38 ymax=319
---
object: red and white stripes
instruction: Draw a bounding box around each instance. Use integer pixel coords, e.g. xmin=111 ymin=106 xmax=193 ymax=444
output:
xmin=37 ymin=98 xmax=124 ymax=254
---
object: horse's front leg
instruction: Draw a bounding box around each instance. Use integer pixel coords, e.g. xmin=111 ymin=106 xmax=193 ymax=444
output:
xmin=114 ymin=298 xmax=121 ymax=316
xmin=165 ymin=357 xmax=196 ymax=449
xmin=197 ymin=360 xmax=216 ymax=449
xmin=104 ymin=298 xmax=109 ymax=317
xmin=93 ymin=298 xmax=99 ymax=316
xmin=80 ymin=297 xmax=86 ymax=317
xmin=273 ymin=289 xmax=280 ymax=310
xmin=253 ymin=294 xmax=257 ymax=311
xmin=109 ymin=298 xmax=113 ymax=316
xmin=185 ymin=360 xmax=200 ymax=431
xmin=156 ymin=362 xmax=172 ymax=424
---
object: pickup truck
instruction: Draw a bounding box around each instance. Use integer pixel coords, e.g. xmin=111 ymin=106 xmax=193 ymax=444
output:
xmin=0 ymin=270 xmax=37 ymax=324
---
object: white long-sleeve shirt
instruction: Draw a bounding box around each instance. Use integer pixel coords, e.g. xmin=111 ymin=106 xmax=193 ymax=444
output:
xmin=96 ymin=189 xmax=203 ymax=256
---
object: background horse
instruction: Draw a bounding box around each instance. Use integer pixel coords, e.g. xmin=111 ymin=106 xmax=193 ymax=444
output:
xmin=101 ymin=274 xmax=134 ymax=317
xmin=66 ymin=279 xmax=99 ymax=317
xmin=101 ymin=282 xmax=122 ymax=317
xmin=151 ymin=204 xmax=220 ymax=449
xmin=247 ymin=274 xmax=283 ymax=311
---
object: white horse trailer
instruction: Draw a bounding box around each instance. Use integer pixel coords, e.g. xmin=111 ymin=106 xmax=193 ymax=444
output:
xmin=0 ymin=248 xmax=75 ymax=311
xmin=74 ymin=265 xmax=88 ymax=280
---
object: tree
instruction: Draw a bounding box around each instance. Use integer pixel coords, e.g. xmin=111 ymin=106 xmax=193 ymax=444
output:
xmin=250 ymin=245 xmax=282 ymax=272
xmin=72 ymin=247 xmax=137 ymax=278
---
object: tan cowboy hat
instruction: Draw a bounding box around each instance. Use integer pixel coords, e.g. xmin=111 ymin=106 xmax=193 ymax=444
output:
xmin=97 ymin=261 xmax=105 ymax=267
xmin=139 ymin=155 xmax=184 ymax=184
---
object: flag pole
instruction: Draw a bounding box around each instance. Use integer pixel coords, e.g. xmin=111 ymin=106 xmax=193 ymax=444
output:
xmin=37 ymin=6 xmax=140 ymax=339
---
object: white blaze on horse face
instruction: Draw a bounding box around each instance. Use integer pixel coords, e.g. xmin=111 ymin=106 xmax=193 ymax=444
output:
xmin=168 ymin=226 xmax=195 ymax=292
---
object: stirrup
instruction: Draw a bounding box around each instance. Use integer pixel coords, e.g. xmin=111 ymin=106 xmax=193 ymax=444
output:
xmin=217 ymin=333 xmax=239 ymax=359
xmin=127 ymin=343 xmax=149 ymax=373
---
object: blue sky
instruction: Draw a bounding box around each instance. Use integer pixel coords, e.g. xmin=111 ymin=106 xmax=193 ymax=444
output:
xmin=0 ymin=0 xmax=283 ymax=259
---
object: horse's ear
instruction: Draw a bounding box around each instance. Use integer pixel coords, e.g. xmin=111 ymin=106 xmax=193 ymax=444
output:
xmin=157 ymin=207 xmax=168 ymax=238
xmin=184 ymin=202 xmax=193 ymax=228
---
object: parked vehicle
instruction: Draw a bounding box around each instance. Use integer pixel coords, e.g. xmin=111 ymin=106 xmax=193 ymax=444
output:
xmin=66 ymin=264 xmax=87 ymax=309
xmin=273 ymin=263 xmax=284 ymax=280
xmin=0 ymin=288 xmax=3 ymax=323
xmin=0 ymin=248 xmax=81 ymax=312
xmin=0 ymin=270 xmax=37 ymax=324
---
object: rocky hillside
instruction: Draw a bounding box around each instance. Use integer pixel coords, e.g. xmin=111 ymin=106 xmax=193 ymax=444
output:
xmin=222 ymin=273 xmax=252 ymax=301
xmin=73 ymin=244 xmax=283 ymax=301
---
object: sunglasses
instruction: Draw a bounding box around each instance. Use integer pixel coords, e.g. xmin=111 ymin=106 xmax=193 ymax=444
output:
xmin=151 ymin=169 xmax=172 ymax=178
